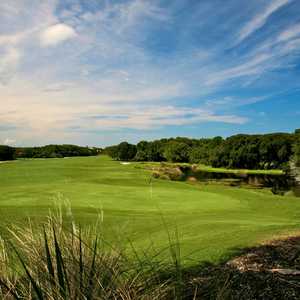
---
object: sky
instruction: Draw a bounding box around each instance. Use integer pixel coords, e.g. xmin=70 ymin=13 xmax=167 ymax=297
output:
xmin=0 ymin=0 xmax=300 ymax=147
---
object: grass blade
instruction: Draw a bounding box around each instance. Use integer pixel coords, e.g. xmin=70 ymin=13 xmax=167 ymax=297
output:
xmin=86 ymin=235 xmax=98 ymax=299
xmin=0 ymin=278 xmax=21 ymax=300
xmin=43 ymin=227 xmax=55 ymax=288
xmin=53 ymin=227 xmax=66 ymax=299
xmin=10 ymin=243 xmax=44 ymax=300
xmin=79 ymin=226 xmax=83 ymax=293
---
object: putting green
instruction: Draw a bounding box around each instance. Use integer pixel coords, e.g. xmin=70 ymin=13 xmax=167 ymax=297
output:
xmin=1 ymin=156 xmax=300 ymax=264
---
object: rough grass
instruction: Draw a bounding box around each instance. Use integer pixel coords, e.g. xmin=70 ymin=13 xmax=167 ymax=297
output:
xmin=2 ymin=215 xmax=300 ymax=299
xmin=0 ymin=213 xmax=186 ymax=299
xmin=0 ymin=155 xmax=299 ymax=265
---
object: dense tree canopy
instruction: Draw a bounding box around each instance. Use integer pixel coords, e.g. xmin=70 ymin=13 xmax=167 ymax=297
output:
xmin=163 ymin=141 xmax=191 ymax=163
xmin=294 ymin=144 xmax=300 ymax=167
xmin=135 ymin=140 xmax=165 ymax=162
xmin=105 ymin=132 xmax=298 ymax=169
xmin=293 ymin=129 xmax=300 ymax=166
xmin=210 ymin=133 xmax=295 ymax=169
xmin=14 ymin=145 xmax=100 ymax=159
xmin=0 ymin=145 xmax=15 ymax=161
xmin=104 ymin=142 xmax=137 ymax=161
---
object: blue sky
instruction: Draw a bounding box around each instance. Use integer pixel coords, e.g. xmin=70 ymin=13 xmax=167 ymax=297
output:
xmin=0 ymin=0 xmax=300 ymax=146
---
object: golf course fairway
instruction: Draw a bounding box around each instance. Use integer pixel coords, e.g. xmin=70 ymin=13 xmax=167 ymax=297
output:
xmin=1 ymin=155 xmax=300 ymax=264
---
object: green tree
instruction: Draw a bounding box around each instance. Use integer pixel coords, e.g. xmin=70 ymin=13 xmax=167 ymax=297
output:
xmin=105 ymin=142 xmax=137 ymax=161
xmin=163 ymin=142 xmax=190 ymax=162
xmin=293 ymin=135 xmax=300 ymax=166
xmin=117 ymin=142 xmax=137 ymax=161
xmin=0 ymin=145 xmax=15 ymax=161
xmin=135 ymin=141 xmax=149 ymax=161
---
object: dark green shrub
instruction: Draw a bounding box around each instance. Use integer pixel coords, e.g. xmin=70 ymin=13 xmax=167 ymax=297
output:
xmin=0 ymin=145 xmax=14 ymax=161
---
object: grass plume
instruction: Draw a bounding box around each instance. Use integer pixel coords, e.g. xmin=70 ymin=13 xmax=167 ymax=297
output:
xmin=0 ymin=211 xmax=187 ymax=300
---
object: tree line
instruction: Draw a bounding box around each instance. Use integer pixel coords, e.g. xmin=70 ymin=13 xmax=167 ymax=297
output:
xmin=104 ymin=130 xmax=300 ymax=170
xmin=294 ymin=129 xmax=300 ymax=167
xmin=0 ymin=145 xmax=15 ymax=161
xmin=0 ymin=144 xmax=101 ymax=161
xmin=1 ymin=130 xmax=299 ymax=170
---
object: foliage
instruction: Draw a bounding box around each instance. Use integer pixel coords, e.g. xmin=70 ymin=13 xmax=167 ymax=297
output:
xmin=293 ymin=132 xmax=300 ymax=167
xmin=0 ymin=145 xmax=14 ymax=161
xmin=14 ymin=144 xmax=100 ymax=159
xmin=210 ymin=133 xmax=296 ymax=169
xmin=104 ymin=142 xmax=137 ymax=161
xmin=188 ymin=137 xmax=223 ymax=164
xmin=135 ymin=140 xmax=165 ymax=162
xmin=163 ymin=141 xmax=191 ymax=162
xmin=105 ymin=132 xmax=297 ymax=169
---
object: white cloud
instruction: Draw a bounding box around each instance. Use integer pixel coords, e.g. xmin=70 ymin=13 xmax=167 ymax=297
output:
xmin=40 ymin=23 xmax=77 ymax=47
xmin=3 ymin=138 xmax=16 ymax=145
xmin=91 ymin=106 xmax=247 ymax=130
xmin=114 ymin=0 xmax=169 ymax=33
xmin=204 ymin=95 xmax=269 ymax=109
xmin=0 ymin=48 xmax=21 ymax=68
xmin=0 ymin=32 xmax=26 ymax=46
xmin=207 ymin=18 xmax=300 ymax=88
xmin=237 ymin=0 xmax=291 ymax=44
xmin=277 ymin=23 xmax=300 ymax=42
xmin=0 ymin=82 xmax=247 ymax=140
xmin=0 ymin=47 xmax=22 ymax=83
xmin=204 ymin=53 xmax=271 ymax=86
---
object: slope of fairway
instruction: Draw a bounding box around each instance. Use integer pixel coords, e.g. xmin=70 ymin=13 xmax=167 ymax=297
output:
xmin=1 ymin=155 xmax=300 ymax=264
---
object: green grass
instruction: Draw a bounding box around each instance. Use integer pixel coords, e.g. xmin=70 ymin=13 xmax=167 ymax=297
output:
xmin=196 ymin=164 xmax=284 ymax=175
xmin=140 ymin=161 xmax=284 ymax=175
xmin=0 ymin=156 xmax=299 ymax=265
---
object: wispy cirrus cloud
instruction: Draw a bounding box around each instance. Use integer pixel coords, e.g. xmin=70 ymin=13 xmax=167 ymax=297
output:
xmin=277 ymin=23 xmax=300 ymax=42
xmin=236 ymin=0 xmax=292 ymax=44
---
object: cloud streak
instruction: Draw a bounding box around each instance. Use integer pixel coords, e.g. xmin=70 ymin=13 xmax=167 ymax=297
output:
xmin=236 ymin=0 xmax=292 ymax=44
